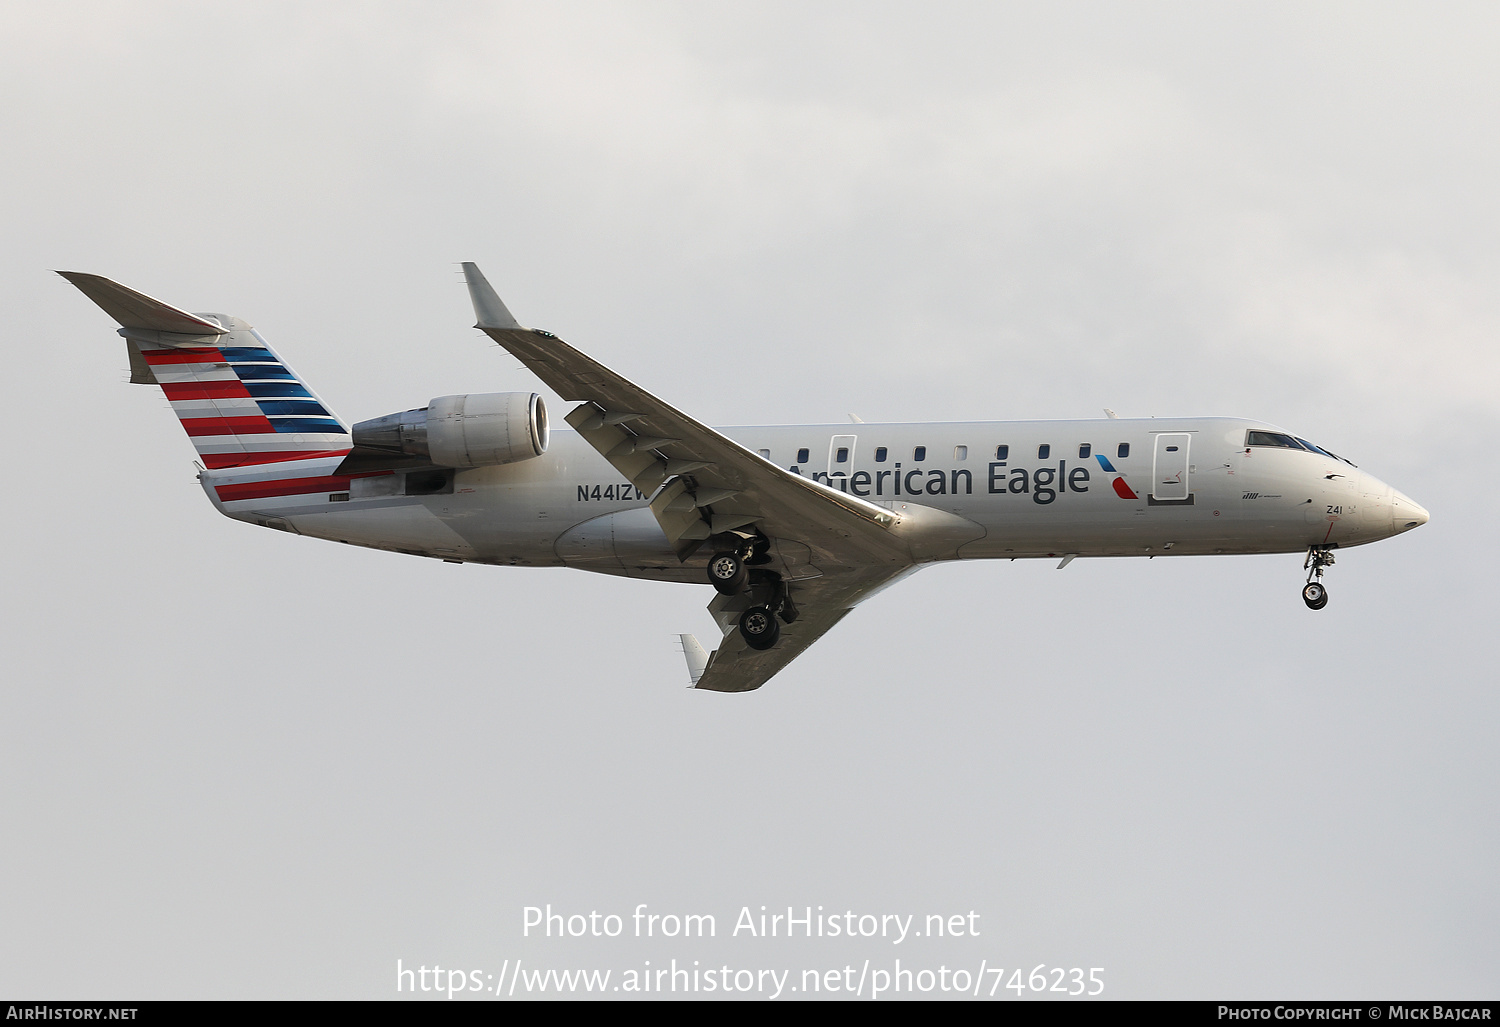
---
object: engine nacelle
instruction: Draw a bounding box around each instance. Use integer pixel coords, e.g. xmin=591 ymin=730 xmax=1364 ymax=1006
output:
xmin=351 ymin=392 xmax=548 ymax=468
xmin=426 ymin=392 xmax=549 ymax=467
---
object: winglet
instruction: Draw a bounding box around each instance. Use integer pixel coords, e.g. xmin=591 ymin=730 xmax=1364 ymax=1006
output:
xmin=57 ymin=271 xmax=229 ymax=335
xmin=679 ymin=634 xmax=710 ymax=687
xmin=460 ymin=262 xmax=522 ymax=330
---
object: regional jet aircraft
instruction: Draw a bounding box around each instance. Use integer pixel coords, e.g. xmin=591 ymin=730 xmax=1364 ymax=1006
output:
xmin=62 ymin=266 xmax=1429 ymax=692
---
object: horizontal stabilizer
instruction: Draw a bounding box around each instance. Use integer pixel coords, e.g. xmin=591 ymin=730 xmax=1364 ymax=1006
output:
xmin=57 ymin=271 xmax=229 ymax=335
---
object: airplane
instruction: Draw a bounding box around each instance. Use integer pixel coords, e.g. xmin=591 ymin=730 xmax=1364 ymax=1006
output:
xmin=61 ymin=265 xmax=1430 ymax=693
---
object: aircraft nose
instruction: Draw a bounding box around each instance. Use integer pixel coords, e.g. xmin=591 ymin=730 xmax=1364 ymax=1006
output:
xmin=1391 ymin=490 xmax=1430 ymax=532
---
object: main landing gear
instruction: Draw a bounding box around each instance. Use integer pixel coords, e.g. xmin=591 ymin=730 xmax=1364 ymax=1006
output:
xmin=1302 ymin=546 xmax=1334 ymax=610
xmin=707 ymin=551 xmax=748 ymax=595
xmin=738 ymin=577 xmax=799 ymax=651
xmin=705 ymin=537 xmax=797 ymax=651
xmin=738 ymin=606 xmax=780 ymax=651
xmin=705 ymin=534 xmax=771 ymax=596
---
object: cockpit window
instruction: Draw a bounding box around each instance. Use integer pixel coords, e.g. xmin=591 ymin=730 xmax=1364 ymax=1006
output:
xmin=1246 ymin=430 xmax=1358 ymax=467
xmin=1246 ymin=430 xmax=1303 ymax=450
xmin=1294 ymin=438 xmax=1357 ymax=466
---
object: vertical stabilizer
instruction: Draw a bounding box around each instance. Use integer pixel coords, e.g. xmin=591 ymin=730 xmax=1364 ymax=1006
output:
xmin=62 ymin=272 xmax=352 ymax=469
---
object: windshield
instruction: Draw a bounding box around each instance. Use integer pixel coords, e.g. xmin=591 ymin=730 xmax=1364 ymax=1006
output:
xmin=1246 ymin=430 xmax=1357 ymax=467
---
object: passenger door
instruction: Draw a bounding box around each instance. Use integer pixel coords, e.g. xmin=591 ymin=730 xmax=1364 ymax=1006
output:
xmin=1152 ymin=433 xmax=1191 ymax=501
xmin=827 ymin=434 xmax=857 ymax=490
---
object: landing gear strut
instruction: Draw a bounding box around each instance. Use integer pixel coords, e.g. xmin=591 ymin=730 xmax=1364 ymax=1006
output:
xmin=708 ymin=532 xmax=796 ymax=649
xmin=1302 ymin=547 xmax=1334 ymax=610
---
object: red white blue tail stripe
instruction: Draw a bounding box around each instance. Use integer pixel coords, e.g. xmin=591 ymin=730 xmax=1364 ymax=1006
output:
xmin=134 ymin=316 xmax=351 ymax=469
xmin=62 ymin=271 xmax=365 ymax=504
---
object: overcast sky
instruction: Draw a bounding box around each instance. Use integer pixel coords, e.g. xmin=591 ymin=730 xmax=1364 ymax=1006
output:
xmin=2 ymin=1 xmax=1495 ymax=1000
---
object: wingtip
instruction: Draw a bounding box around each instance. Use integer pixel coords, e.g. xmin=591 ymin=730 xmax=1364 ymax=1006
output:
xmin=679 ymin=633 xmax=709 ymax=687
xmin=461 ymin=261 xmax=522 ymax=331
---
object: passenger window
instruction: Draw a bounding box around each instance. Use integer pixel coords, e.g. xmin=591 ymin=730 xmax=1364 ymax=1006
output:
xmin=954 ymin=445 xmax=967 ymax=460
xmin=1165 ymin=446 xmax=1179 ymax=452
xmin=995 ymin=445 xmax=1009 ymax=460
xmin=914 ymin=446 xmax=926 ymax=462
xmin=1117 ymin=443 xmax=1130 ymax=458
xmin=1078 ymin=444 xmax=1091 ymax=459
xmin=797 ymin=448 xmax=810 ymax=463
xmin=757 ymin=448 xmax=770 ymax=459
xmin=875 ymin=447 xmax=888 ymax=462
xmin=836 ymin=447 xmax=849 ymax=463
xmin=1038 ymin=444 xmax=1050 ymax=459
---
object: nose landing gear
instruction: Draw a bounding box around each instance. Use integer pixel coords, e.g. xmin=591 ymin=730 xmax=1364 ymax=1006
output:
xmin=1302 ymin=547 xmax=1334 ymax=610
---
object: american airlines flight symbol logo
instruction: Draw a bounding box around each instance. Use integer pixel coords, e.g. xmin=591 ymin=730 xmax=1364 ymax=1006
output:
xmin=1094 ymin=454 xmax=1139 ymax=500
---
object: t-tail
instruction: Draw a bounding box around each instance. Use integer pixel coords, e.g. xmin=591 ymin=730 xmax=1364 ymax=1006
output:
xmin=60 ymin=271 xmax=351 ymax=468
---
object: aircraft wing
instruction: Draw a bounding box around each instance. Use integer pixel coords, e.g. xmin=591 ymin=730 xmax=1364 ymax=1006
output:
xmin=461 ymin=262 xmax=954 ymax=692
xmin=685 ymin=565 xmax=917 ymax=692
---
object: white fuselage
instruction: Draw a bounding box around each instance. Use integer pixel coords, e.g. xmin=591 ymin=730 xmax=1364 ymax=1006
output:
xmin=202 ymin=416 xmax=1427 ymax=582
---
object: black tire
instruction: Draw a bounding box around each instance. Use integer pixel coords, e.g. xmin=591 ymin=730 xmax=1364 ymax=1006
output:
xmin=739 ymin=606 xmax=781 ymax=650
xmin=745 ymin=534 xmax=773 ymax=565
xmin=1302 ymin=582 xmax=1327 ymax=609
xmin=707 ymin=552 xmax=747 ymax=595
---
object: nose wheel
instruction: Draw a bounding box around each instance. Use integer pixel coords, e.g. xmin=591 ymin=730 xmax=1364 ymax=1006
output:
xmin=1302 ymin=547 xmax=1334 ymax=610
